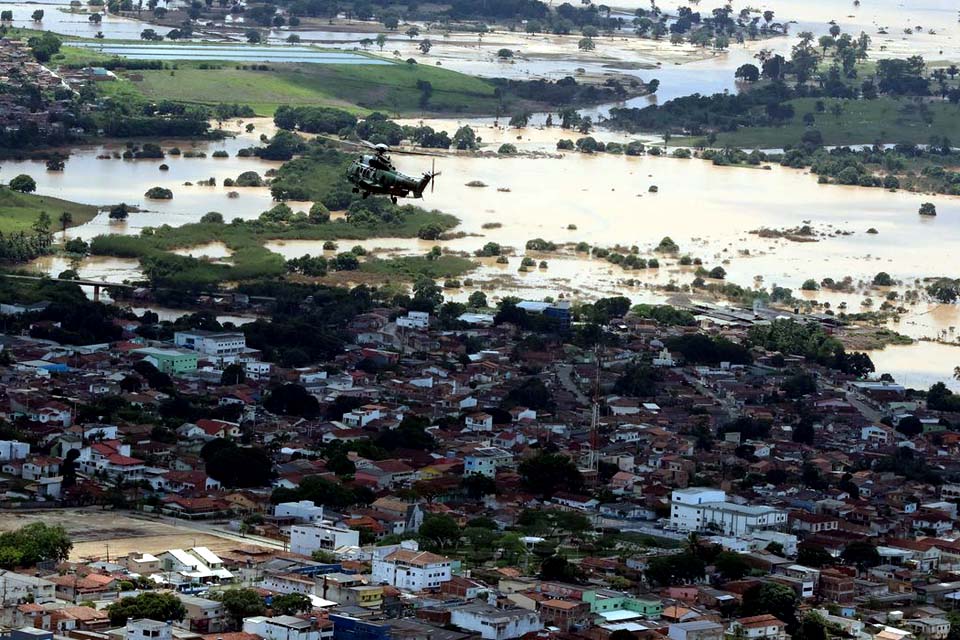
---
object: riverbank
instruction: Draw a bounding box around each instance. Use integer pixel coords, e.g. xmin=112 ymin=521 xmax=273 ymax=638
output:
xmin=0 ymin=188 xmax=99 ymax=234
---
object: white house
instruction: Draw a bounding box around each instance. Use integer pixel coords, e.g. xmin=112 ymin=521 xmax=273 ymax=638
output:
xmin=275 ymin=500 xmax=327 ymax=523
xmin=125 ymin=619 xmax=173 ymax=640
xmin=448 ymin=603 xmax=542 ymax=640
xmin=396 ymin=311 xmax=429 ymax=329
xmin=290 ymin=522 xmax=360 ymax=557
xmin=464 ymin=412 xmax=494 ymax=432
xmin=0 ymin=440 xmax=29 ymax=462
xmin=371 ymin=549 xmax=452 ymax=591
xmin=464 ymin=447 xmax=513 ymax=478
xmin=342 ymin=405 xmax=387 ymax=428
xmin=243 ymin=616 xmax=327 ymax=640
xmin=0 ymin=570 xmax=56 ymax=605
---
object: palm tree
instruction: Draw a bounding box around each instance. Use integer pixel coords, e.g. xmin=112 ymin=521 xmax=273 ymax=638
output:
xmin=59 ymin=211 xmax=72 ymax=234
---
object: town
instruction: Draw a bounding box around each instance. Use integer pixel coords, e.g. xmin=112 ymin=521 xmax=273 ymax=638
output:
xmin=0 ymin=278 xmax=955 ymax=640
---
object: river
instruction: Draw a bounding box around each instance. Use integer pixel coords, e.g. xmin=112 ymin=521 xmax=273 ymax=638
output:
xmin=18 ymin=116 xmax=960 ymax=387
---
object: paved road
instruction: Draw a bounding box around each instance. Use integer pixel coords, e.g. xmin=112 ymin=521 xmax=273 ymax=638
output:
xmin=556 ymin=364 xmax=590 ymax=406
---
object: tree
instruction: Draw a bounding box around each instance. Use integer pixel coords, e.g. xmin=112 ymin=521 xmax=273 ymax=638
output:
xmin=518 ymin=453 xmax=584 ymax=497
xmin=107 ymin=592 xmax=186 ymax=625
xmin=245 ymin=29 xmax=262 ymax=44
xmin=264 ymin=383 xmax=319 ymax=417
xmin=645 ymin=551 xmax=706 ymax=586
xmin=509 ymin=112 xmax=530 ymax=128
xmin=735 ymin=63 xmax=760 ymax=81
xmin=0 ymin=523 xmax=72 ymax=569
xmin=58 ymin=211 xmax=73 ymax=233
xmin=540 ymin=555 xmax=584 ymax=583
xmin=794 ymin=613 xmax=830 ymax=640
xmin=33 ymin=211 xmax=51 ymax=236
xmin=270 ymin=592 xmax=311 ymax=615
xmin=468 ymin=290 xmax=487 ymax=308
xmin=419 ymin=39 xmax=432 ymax=54
xmin=741 ymin=582 xmax=798 ymax=628
xmin=9 ymin=174 xmax=36 ymax=193
xmin=797 ymin=543 xmax=834 ymax=568
xmin=221 ymin=588 xmax=266 ymax=628
xmin=841 ymin=540 xmax=880 ymax=569
xmin=376 ymin=33 xmax=387 ymax=50
xmin=714 ymin=551 xmax=750 ymax=581
xmin=405 ymin=26 xmax=419 ymax=39
xmin=221 ymin=363 xmax=245 ymax=385
xmin=919 ymin=202 xmax=937 ymax=216
xmin=419 ymin=514 xmax=460 ymax=550
xmin=205 ymin=442 xmax=274 ymax=488
xmin=578 ymin=37 xmax=595 ymax=51
xmin=109 ymin=203 xmax=130 ymax=220
xmin=614 ymin=361 xmax=658 ymax=396
xmin=31 ymin=9 xmax=44 ymax=20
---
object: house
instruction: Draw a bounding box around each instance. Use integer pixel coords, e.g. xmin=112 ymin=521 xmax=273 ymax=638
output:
xmin=290 ymin=522 xmax=361 ymax=557
xmin=448 ymin=603 xmax=542 ymax=640
xmin=178 ymin=594 xmax=225 ymax=634
xmin=727 ymin=615 xmax=788 ymax=640
xmin=156 ymin=548 xmax=233 ymax=586
xmin=126 ymin=619 xmax=173 ymax=640
xmin=464 ymin=447 xmax=514 ymax=478
xmin=0 ymin=570 xmax=56 ymax=605
xmin=904 ymin=618 xmax=950 ymax=640
xmin=668 ymin=621 xmax=724 ymax=640
xmin=670 ymin=488 xmax=786 ymax=536
xmin=538 ymin=600 xmax=592 ymax=631
xmin=243 ymin=616 xmax=326 ymax=640
xmin=465 ymin=412 xmax=494 ymax=432
xmin=133 ymin=347 xmax=198 ymax=374
xmin=371 ymin=548 xmax=452 ymax=591
xmin=369 ymin=497 xmax=424 ymax=533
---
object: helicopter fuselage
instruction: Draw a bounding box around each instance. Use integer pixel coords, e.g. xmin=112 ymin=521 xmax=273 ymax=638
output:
xmin=347 ymin=153 xmax=433 ymax=201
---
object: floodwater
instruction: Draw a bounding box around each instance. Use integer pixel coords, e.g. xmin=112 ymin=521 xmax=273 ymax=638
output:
xmin=2 ymin=120 xmax=298 ymax=240
xmin=66 ymin=42 xmax=392 ymax=63
xmin=0 ymin=3 xmax=157 ymax=39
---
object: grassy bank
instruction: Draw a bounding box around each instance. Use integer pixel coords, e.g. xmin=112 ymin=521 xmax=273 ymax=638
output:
xmin=89 ymin=208 xmax=462 ymax=286
xmin=106 ymin=60 xmax=501 ymax=116
xmin=0 ymin=188 xmax=99 ymax=234
xmin=685 ymin=97 xmax=960 ymax=148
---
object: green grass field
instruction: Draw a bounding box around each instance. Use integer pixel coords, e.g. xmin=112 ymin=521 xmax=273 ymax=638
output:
xmin=691 ymin=97 xmax=960 ymax=148
xmin=0 ymin=188 xmax=99 ymax=234
xmin=114 ymin=60 xmax=501 ymax=116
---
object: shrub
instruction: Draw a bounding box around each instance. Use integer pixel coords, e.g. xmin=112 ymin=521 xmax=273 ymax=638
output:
xmin=145 ymin=186 xmax=173 ymax=199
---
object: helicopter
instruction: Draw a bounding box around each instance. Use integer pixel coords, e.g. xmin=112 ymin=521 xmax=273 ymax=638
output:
xmin=344 ymin=140 xmax=441 ymax=204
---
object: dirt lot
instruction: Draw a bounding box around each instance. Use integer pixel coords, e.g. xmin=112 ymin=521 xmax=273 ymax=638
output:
xmin=0 ymin=509 xmax=272 ymax=561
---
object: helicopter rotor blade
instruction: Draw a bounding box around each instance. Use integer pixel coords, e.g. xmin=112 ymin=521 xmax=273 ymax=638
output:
xmin=390 ymin=148 xmax=444 ymax=157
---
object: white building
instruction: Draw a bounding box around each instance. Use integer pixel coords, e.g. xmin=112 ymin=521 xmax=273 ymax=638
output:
xmin=156 ymin=547 xmax=232 ymax=585
xmin=243 ymin=616 xmax=327 ymax=640
xmin=449 ymin=603 xmax=542 ymax=640
xmin=464 ymin=447 xmax=513 ymax=478
xmin=125 ymin=620 xmax=173 ymax=640
xmin=0 ymin=440 xmax=29 ymax=462
xmin=371 ymin=549 xmax=452 ymax=591
xmin=0 ymin=570 xmax=56 ymax=605
xmin=290 ymin=522 xmax=361 ymax=557
xmin=175 ymin=330 xmax=247 ymax=359
xmin=275 ymin=500 xmax=327 ymax=523
xmin=670 ymin=488 xmax=727 ymax=531
xmin=670 ymin=488 xmax=786 ymax=536
xmin=396 ymin=311 xmax=429 ymax=329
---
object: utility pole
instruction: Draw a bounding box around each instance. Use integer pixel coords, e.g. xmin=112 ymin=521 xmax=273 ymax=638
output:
xmin=590 ymin=344 xmax=601 ymax=475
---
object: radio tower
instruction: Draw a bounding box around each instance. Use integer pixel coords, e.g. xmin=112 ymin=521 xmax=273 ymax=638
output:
xmin=590 ymin=344 xmax=601 ymax=474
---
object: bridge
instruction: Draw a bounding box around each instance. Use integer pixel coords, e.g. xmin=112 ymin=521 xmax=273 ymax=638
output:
xmin=0 ymin=274 xmax=276 ymax=304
